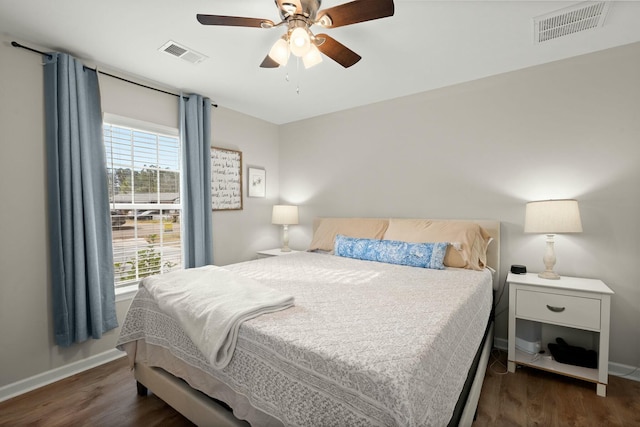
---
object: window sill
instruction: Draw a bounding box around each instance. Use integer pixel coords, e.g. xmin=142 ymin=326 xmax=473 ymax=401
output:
xmin=115 ymin=283 xmax=139 ymax=302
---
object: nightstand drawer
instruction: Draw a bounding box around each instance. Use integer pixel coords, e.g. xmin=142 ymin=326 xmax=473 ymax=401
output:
xmin=516 ymin=290 xmax=601 ymax=330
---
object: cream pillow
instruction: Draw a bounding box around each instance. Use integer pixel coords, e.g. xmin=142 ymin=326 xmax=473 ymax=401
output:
xmin=383 ymin=219 xmax=491 ymax=270
xmin=309 ymin=218 xmax=389 ymax=252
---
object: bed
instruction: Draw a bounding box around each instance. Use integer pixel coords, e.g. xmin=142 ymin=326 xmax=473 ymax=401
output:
xmin=116 ymin=218 xmax=500 ymax=426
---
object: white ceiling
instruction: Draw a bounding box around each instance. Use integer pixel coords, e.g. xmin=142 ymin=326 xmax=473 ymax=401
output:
xmin=1 ymin=1 xmax=640 ymax=124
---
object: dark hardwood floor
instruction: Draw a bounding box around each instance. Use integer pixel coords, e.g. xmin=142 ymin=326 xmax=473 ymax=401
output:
xmin=0 ymin=357 xmax=194 ymax=427
xmin=474 ymin=350 xmax=640 ymax=426
xmin=0 ymin=350 xmax=637 ymax=426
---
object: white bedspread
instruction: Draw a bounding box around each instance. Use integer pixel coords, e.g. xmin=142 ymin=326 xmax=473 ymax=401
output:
xmin=139 ymin=265 xmax=294 ymax=369
xmin=118 ymin=252 xmax=492 ymax=426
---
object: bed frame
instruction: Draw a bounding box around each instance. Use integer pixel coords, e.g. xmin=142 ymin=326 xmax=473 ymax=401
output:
xmin=133 ymin=219 xmax=500 ymax=427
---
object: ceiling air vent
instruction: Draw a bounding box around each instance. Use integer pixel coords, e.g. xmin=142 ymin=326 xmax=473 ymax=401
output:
xmin=159 ymin=41 xmax=207 ymax=64
xmin=534 ymin=1 xmax=610 ymax=43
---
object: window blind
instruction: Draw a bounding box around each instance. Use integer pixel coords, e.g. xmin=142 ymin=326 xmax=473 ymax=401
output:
xmin=103 ymin=122 xmax=182 ymax=287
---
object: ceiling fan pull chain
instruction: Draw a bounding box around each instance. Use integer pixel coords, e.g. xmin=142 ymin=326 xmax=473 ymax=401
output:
xmin=296 ymin=57 xmax=301 ymax=95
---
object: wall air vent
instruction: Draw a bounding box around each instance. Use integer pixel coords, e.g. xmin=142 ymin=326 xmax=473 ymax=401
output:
xmin=534 ymin=1 xmax=610 ymax=43
xmin=159 ymin=40 xmax=207 ymax=64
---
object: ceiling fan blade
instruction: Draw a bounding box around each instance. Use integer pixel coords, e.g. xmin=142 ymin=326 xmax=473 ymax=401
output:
xmin=316 ymin=0 xmax=394 ymax=28
xmin=197 ymin=14 xmax=275 ymax=28
xmin=315 ymin=34 xmax=361 ymax=68
xmin=260 ymin=55 xmax=280 ymax=68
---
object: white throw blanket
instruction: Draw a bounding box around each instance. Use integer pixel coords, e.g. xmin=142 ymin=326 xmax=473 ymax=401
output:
xmin=140 ymin=265 xmax=294 ymax=369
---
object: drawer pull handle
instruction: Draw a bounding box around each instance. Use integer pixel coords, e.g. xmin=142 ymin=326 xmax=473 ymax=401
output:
xmin=546 ymin=305 xmax=565 ymax=313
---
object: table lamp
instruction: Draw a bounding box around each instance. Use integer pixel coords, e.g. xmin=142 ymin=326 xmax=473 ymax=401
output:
xmin=524 ymin=199 xmax=582 ymax=280
xmin=272 ymin=205 xmax=298 ymax=252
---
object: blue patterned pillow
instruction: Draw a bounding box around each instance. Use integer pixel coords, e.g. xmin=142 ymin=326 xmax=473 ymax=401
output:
xmin=334 ymin=235 xmax=448 ymax=269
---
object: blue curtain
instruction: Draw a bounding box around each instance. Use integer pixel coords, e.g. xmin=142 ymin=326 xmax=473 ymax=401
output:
xmin=180 ymin=94 xmax=214 ymax=267
xmin=44 ymin=53 xmax=118 ymax=347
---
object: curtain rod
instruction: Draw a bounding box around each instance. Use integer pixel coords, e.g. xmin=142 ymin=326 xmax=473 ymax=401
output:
xmin=11 ymin=41 xmax=218 ymax=108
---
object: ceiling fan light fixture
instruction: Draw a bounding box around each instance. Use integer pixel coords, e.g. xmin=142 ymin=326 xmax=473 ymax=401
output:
xmin=268 ymin=37 xmax=290 ymax=66
xmin=197 ymin=0 xmax=397 ymax=70
xmin=289 ymin=26 xmax=311 ymax=57
xmin=302 ymin=44 xmax=323 ymax=69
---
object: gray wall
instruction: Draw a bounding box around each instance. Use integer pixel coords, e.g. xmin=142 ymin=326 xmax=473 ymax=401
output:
xmin=1 ymin=32 xmax=637 ymax=391
xmin=211 ymin=109 xmax=282 ymax=266
xmin=0 ymin=34 xmax=279 ymax=388
xmin=279 ymin=42 xmax=640 ymax=367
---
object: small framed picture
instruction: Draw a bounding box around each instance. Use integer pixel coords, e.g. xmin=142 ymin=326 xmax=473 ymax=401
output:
xmin=248 ymin=167 xmax=266 ymax=198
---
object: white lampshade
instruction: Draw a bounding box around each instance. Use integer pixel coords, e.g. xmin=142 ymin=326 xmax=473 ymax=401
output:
xmin=302 ymin=44 xmax=323 ymax=69
xmin=268 ymin=37 xmax=290 ymax=66
xmin=524 ymin=199 xmax=582 ymax=280
xmin=272 ymin=205 xmax=299 ymax=225
xmin=289 ymin=27 xmax=311 ymax=57
xmin=524 ymin=199 xmax=583 ymax=234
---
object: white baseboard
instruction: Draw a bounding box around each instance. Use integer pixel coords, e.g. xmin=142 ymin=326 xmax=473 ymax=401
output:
xmin=493 ymin=337 xmax=638 ymax=382
xmin=608 ymin=361 xmax=640 ymax=382
xmin=0 ymin=349 xmax=125 ymax=403
xmin=494 ymin=337 xmax=508 ymax=351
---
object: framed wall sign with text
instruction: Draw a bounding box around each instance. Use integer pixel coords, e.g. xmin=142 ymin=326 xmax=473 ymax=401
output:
xmin=210 ymin=147 xmax=243 ymax=210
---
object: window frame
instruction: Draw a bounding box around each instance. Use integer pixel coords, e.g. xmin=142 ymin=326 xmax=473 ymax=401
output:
xmin=103 ymin=113 xmax=183 ymax=298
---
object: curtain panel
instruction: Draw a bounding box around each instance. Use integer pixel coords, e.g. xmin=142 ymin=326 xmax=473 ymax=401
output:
xmin=180 ymin=94 xmax=214 ymax=267
xmin=44 ymin=53 xmax=118 ymax=347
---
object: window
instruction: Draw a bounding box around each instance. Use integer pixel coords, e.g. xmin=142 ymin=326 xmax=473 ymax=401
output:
xmin=103 ymin=115 xmax=182 ymax=288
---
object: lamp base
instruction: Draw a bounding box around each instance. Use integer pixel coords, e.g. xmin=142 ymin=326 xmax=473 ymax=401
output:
xmin=538 ymin=270 xmax=560 ymax=280
xmin=280 ymin=224 xmax=291 ymax=253
xmin=539 ymin=234 xmax=560 ymax=280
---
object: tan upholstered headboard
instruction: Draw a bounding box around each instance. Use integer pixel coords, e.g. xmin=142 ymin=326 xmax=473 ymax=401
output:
xmin=311 ymin=217 xmax=501 ymax=289
xmin=469 ymin=219 xmax=501 ymax=289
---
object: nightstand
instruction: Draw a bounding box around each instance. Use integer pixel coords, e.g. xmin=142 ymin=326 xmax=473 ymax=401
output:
xmin=256 ymin=248 xmax=300 ymax=258
xmin=507 ymin=272 xmax=614 ymax=396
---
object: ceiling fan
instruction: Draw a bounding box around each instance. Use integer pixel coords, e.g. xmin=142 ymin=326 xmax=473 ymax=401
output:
xmin=197 ymin=0 xmax=395 ymax=69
